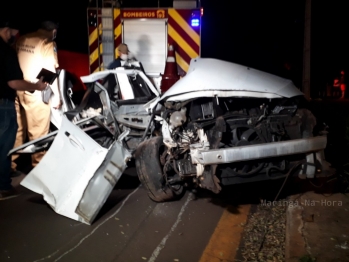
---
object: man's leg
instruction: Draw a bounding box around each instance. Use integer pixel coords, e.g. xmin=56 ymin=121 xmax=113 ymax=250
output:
xmin=21 ymin=91 xmax=50 ymax=167
xmin=0 ymin=100 xmax=18 ymax=192
xmin=341 ymin=84 xmax=346 ymax=99
xmin=11 ymin=94 xmax=27 ymax=172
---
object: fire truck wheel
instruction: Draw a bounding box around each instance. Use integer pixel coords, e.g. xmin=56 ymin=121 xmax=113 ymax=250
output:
xmin=135 ymin=136 xmax=183 ymax=202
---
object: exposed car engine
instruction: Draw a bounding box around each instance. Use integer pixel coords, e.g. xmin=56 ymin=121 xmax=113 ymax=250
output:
xmin=155 ymin=96 xmax=318 ymax=194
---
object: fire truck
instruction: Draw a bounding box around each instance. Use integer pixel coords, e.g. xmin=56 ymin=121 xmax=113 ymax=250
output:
xmin=87 ymin=0 xmax=202 ymax=90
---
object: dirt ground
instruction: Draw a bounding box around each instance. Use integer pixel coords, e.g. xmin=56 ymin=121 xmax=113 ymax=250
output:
xmin=286 ymin=191 xmax=349 ymax=262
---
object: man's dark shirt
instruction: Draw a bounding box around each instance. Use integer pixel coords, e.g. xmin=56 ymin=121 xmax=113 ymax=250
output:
xmin=0 ymin=37 xmax=23 ymax=101
xmin=107 ymin=58 xmax=122 ymax=69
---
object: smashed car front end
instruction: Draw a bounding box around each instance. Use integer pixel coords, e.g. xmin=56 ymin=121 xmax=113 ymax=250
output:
xmin=136 ymin=58 xmax=328 ymax=199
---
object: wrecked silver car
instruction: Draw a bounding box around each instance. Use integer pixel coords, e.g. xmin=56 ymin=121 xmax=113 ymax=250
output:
xmin=134 ymin=58 xmax=327 ymax=202
xmin=10 ymin=58 xmax=328 ymax=224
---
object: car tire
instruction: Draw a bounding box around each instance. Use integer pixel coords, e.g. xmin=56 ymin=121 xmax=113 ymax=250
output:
xmin=135 ymin=136 xmax=183 ymax=202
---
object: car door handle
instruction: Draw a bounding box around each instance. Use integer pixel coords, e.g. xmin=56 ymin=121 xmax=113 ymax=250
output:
xmin=65 ymin=132 xmax=85 ymax=151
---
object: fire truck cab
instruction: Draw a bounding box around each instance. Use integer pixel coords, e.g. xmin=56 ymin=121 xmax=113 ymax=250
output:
xmin=87 ymin=0 xmax=202 ymax=92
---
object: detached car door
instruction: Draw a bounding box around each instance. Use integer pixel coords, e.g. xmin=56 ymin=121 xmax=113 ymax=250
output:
xmin=20 ymin=115 xmax=131 ymax=225
xmin=14 ymin=79 xmax=132 ymax=224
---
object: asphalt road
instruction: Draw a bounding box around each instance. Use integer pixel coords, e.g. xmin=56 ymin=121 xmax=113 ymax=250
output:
xmin=1 ymin=164 xmax=257 ymax=262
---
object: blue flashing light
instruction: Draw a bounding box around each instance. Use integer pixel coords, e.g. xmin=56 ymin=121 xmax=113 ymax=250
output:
xmin=191 ymin=18 xmax=200 ymax=27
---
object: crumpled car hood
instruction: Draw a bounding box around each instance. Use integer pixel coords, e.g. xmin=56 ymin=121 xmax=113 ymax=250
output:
xmin=160 ymin=58 xmax=304 ymax=101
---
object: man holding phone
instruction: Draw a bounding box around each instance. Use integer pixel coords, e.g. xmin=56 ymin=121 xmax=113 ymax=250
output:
xmin=11 ymin=21 xmax=61 ymax=174
xmin=0 ymin=18 xmax=47 ymax=200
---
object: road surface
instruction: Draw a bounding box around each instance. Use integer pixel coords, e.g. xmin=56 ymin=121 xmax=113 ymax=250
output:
xmin=1 ymin=164 xmax=253 ymax=262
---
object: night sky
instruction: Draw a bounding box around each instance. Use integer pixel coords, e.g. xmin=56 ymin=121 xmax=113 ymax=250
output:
xmin=4 ymin=0 xmax=349 ymax=96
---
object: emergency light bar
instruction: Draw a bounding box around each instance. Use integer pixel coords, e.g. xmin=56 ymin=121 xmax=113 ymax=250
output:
xmin=191 ymin=18 xmax=200 ymax=27
xmin=191 ymin=9 xmax=201 ymax=27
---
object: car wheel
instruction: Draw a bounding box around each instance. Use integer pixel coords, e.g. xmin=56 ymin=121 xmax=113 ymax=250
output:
xmin=135 ymin=136 xmax=183 ymax=202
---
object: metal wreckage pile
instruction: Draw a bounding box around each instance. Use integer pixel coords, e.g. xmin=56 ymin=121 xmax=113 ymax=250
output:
xmin=10 ymin=58 xmax=330 ymax=224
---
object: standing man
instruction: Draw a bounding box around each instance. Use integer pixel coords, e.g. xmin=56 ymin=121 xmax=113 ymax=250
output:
xmin=11 ymin=21 xmax=61 ymax=175
xmin=333 ymin=77 xmax=340 ymax=97
xmin=0 ymin=19 xmax=47 ymax=200
xmin=107 ymin=43 xmax=140 ymax=69
xmin=340 ymin=70 xmax=346 ymax=99
xmin=107 ymin=43 xmax=130 ymax=69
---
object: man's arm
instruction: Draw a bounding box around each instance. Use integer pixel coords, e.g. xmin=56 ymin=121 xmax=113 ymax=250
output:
xmin=8 ymin=79 xmax=46 ymax=91
xmin=5 ymin=47 xmax=47 ymax=91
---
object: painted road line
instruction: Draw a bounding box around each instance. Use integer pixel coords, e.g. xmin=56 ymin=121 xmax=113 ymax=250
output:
xmin=199 ymin=205 xmax=251 ymax=262
xmin=34 ymin=186 xmax=141 ymax=262
xmin=148 ymin=193 xmax=195 ymax=262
